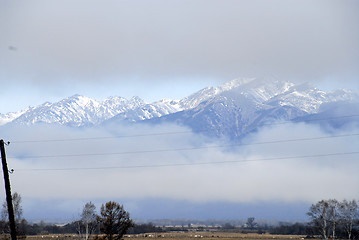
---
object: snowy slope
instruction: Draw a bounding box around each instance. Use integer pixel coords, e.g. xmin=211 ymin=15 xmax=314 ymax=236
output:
xmin=108 ymin=99 xmax=183 ymax=122
xmin=1 ymin=95 xmax=184 ymax=127
xmin=8 ymin=95 xmax=146 ymax=127
xmin=146 ymin=78 xmax=359 ymax=138
xmin=1 ymin=78 xmax=358 ymax=139
xmin=0 ymin=107 xmax=31 ymax=125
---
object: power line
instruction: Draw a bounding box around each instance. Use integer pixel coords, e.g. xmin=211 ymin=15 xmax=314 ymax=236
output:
xmin=7 ymin=133 xmax=359 ymax=159
xmin=13 ymin=151 xmax=359 ymax=171
xmin=8 ymin=114 xmax=359 ymax=144
xmin=10 ymin=130 xmax=199 ymax=143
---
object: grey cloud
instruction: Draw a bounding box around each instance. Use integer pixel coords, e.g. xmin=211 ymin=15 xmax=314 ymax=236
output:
xmin=0 ymin=0 xmax=358 ymax=87
xmin=2 ymin=120 xmax=358 ymax=204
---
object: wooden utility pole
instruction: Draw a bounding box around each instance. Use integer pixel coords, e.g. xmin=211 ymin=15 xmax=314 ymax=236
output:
xmin=0 ymin=139 xmax=17 ymax=240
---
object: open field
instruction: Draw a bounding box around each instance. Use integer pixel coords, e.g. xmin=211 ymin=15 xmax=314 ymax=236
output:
xmin=24 ymin=232 xmax=308 ymax=240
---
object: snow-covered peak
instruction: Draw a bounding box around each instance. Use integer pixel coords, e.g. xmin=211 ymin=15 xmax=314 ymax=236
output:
xmin=0 ymin=107 xmax=32 ymax=125
xmin=212 ymin=78 xmax=295 ymax=104
xmin=129 ymin=96 xmax=146 ymax=106
xmin=7 ymin=95 xmax=146 ymax=127
xmin=218 ymin=78 xmax=256 ymax=92
xmin=102 ymin=96 xmax=128 ymax=105
xmin=60 ymin=94 xmax=99 ymax=107
xmin=154 ymin=98 xmax=180 ymax=105
xmin=179 ymin=86 xmax=219 ymax=109
xmin=152 ymin=99 xmax=182 ymax=112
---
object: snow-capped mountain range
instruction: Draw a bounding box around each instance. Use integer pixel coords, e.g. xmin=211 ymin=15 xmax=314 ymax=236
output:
xmin=1 ymin=78 xmax=358 ymax=138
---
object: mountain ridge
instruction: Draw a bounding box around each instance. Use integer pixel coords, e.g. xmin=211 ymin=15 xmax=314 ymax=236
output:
xmin=1 ymin=78 xmax=358 ymax=139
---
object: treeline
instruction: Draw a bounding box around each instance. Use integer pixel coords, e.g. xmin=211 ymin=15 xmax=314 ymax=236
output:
xmin=0 ymin=220 xmax=77 ymax=236
xmin=0 ymin=220 xmax=162 ymax=236
xmin=1 ymin=194 xmax=359 ymax=239
xmin=269 ymin=223 xmax=308 ymax=235
xmin=2 ymin=219 xmax=306 ymax=236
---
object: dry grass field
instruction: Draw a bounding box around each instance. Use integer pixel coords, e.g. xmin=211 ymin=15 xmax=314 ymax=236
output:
xmin=24 ymin=232 xmax=308 ymax=240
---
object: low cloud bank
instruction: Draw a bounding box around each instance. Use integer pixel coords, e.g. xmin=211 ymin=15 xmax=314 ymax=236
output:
xmin=0 ymin=120 xmax=358 ymax=220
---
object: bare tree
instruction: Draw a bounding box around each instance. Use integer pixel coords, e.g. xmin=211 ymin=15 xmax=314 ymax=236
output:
xmin=77 ymin=202 xmax=98 ymax=240
xmin=308 ymin=200 xmax=331 ymax=239
xmin=307 ymin=199 xmax=348 ymax=239
xmin=338 ymin=199 xmax=358 ymax=240
xmin=1 ymin=192 xmax=25 ymax=235
xmin=1 ymin=192 xmax=23 ymax=223
xmin=246 ymin=217 xmax=257 ymax=229
xmin=97 ymin=201 xmax=133 ymax=240
xmin=327 ymin=199 xmax=339 ymax=240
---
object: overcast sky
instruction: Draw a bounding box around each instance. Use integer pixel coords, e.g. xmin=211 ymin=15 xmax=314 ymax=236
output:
xmin=1 ymin=0 xmax=359 ymax=113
